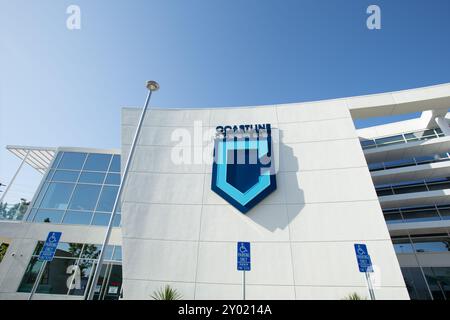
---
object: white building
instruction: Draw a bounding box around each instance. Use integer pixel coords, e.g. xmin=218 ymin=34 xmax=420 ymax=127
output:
xmin=1 ymin=83 xmax=449 ymax=300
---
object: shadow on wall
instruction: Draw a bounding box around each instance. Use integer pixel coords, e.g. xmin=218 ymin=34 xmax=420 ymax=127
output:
xmin=246 ymin=129 xmax=304 ymax=232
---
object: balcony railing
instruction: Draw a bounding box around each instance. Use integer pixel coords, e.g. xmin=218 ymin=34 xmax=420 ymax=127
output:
xmin=360 ymin=128 xmax=444 ymax=150
xmin=384 ymin=204 xmax=450 ymax=224
xmin=369 ymin=153 xmax=450 ymax=172
xmin=376 ymin=177 xmax=450 ymax=197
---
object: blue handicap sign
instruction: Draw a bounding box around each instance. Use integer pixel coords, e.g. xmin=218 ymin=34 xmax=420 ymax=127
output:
xmin=38 ymin=232 xmax=62 ymax=262
xmin=237 ymin=242 xmax=251 ymax=271
xmin=354 ymin=243 xmax=373 ymax=273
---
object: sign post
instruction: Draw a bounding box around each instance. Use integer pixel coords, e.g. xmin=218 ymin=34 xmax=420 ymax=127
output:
xmin=29 ymin=231 xmax=62 ymax=300
xmin=237 ymin=242 xmax=251 ymax=300
xmin=354 ymin=243 xmax=375 ymax=300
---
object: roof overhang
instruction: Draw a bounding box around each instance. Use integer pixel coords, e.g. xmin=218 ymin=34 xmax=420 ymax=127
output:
xmin=6 ymin=145 xmax=56 ymax=174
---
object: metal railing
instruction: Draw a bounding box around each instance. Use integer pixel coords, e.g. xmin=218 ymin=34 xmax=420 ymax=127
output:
xmin=369 ymin=152 xmax=450 ymax=172
xmin=384 ymin=204 xmax=450 ymax=224
xmin=375 ymin=177 xmax=450 ymax=197
xmin=361 ymin=128 xmax=444 ymax=150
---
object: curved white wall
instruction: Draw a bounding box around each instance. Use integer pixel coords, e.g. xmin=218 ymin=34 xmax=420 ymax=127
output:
xmin=120 ymin=99 xmax=409 ymax=300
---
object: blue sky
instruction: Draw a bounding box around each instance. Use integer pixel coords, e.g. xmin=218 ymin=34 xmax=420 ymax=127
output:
xmin=1 ymin=0 xmax=450 ymax=198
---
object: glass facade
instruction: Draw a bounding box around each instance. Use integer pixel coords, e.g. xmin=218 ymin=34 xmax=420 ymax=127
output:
xmin=18 ymin=241 xmax=122 ymax=299
xmin=26 ymin=151 xmax=121 ymax=227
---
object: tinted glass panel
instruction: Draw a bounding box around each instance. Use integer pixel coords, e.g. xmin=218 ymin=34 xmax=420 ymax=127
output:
xmin=39 ymin=182 xmax=74 ymax=210
xmin=109 ymin=155 xmax=120 ymax=172
xmin=83 ymin=154 xmax=112 ymax=172
xmin=79 ymin=172 xmax=106 ymax=184
xmin=68 ymin=259 xmax=94 ymax=296
xmin=81 ymin=244 xmax=101 ymax=259
xmin=102 ymin=245 xmax=114 ymax=260
xmin=52 ymin=170 xmax=79 ymax=182
xmin=402 ymin=208 xmax=440 ymax=222
xmin=33 ymin=209 xmax=64 ymax=224
xmin=36 ymin=258 xmax=77 ymax=295
xmin=112 ymin=247 xmax=122 ymax=261
xmin=96 ymin=186 xmax=118 ymax=212
xmin=401 ymin=267 xmax=432 ymax=300
xmin=413 ymin=238 xmax=450 ymax=252
xmin=58 ymin=152 xmax=87 ymax=170
xmin=92 ymin=213 xmax=111 ymax=226
xmin=17 ymin=257 xmax=44 ymax=293
xmin=69 ymin=184 xmax=102 ymax=211
xmin=105 ymin=173 xmax=120 ymax=185
xmin=51 ymin=152 xmax=63 ymax=169
xmin=112 ymin=214 xmax=121 ymax=227
xmin=55 ymin=243 xmax=82 ymax=258
xmin=62 ymin=211 xmax=93 ymax=225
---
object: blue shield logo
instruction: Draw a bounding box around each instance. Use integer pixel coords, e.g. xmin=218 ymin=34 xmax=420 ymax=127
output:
xmin=211 ymin=126 xmax=276 ymax=213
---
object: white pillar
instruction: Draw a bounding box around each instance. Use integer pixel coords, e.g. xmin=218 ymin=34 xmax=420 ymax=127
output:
xmin=435 ymin=116 xmax=450 ymax=136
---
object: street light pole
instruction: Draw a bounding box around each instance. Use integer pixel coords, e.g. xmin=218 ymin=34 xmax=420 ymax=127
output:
xmin=86 ymin=80 xmax=159 ymax=300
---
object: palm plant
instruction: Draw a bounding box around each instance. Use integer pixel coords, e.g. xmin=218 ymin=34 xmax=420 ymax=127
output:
xmin=151 ymin=285 xmax=182 ymax=300
xmin=342 ymin=292 xmax=366 ymax=300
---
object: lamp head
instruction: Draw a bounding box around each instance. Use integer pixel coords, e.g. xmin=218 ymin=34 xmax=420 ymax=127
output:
xmin=146 ymin=80 xmax=160 ymax=92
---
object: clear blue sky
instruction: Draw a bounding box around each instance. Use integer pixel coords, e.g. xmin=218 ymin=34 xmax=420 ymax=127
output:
xmin=1 ymin=0 xmax=450 ymax=197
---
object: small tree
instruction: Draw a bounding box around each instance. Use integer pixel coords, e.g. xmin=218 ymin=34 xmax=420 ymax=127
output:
xmin=151 ymin=285 xmax=182 ymax=300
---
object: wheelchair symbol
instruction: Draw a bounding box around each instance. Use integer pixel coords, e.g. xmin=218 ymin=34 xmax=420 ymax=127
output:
xmin=356 ymin=245 xmax=366 ymax=256
xmin=49 ymin=233 xmax=58 ymax=243
xmin=239 ymin=243 xmax=248 ymax=254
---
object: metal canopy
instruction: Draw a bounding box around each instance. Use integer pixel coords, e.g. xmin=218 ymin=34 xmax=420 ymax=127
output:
xmin=6 ymin=145 xmax=56 ymax=174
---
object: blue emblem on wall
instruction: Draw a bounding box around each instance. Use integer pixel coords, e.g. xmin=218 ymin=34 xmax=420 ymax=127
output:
xmin=211 ymin=124 xmax=277 ymax=213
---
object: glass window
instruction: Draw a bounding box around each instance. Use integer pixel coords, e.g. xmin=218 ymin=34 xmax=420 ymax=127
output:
xmin=19 ymin=242 xmax=123 ymax=299
xmin=113 ymin=214 xmax=121 ymax=227
xmin=360 ymin=139 xmax=376 ymax=149
xmin=109 ymin=155 xmax=121 ymax=172
xmin=384 ymin=158 xmax=416 ymax=169
xmin=57 ymin=152 xmax=87 ymax=170
xmin=26 ymin=209 xmax=37 ymax=222
xmin=423 ymin=267 xmax=447 ymax=300
xmin=96 ymin=186 xmax=118 ymax=212
xmin=68 ymin=259 xmax=94 ymax=296
xmin=39 ymin=182 xmax=75 ymax=210
xmin=33 ymin=209 xmax=64 ymax=224
xmin=83 ymin=153 xmax=112 ymax=172
xmin=79 ymin=172 xmax=106 ymax=184
xmin=412 ymin=236 xmax=450 ymax=253
xmin=112 ymin=246 xmax=122 ymax=261
xmin=69 ymin=184 xmax=102 ymax=211
xmin=62 ymin=211 xmax=93 ymax=225
xmin=102 ymin=245 xmax=114 ymax=260
xmin=55 ymin=243 xmax=83 ymax=258
xmin=438 ymin=206 xmax=450 ymax=220
xmin=52 ymin=170 xmax=79 ymax=182
xmin=383 ymin=210 xmax=403 ymax=223
xmin=81 ymin=244 xmax=101 ymax=259
xmin=45 ymin=169 xmax=55 ymax=181
xmin=105 ymin=173 xmax=120 ymax=185
xmin=401 ymin=267 xmax=432 ymax=300
xmin=92 ymin=213 xmax=111 ymax=226
xmin=36 ymin=258 xmax=78 ymax=295
xmin=393 ymin=238 xmax=414 ymax=253
xmin=51 ymin=152 xmax=63 ymax=169
xmin=17 ymin=257 xmax=44 ymax=293
xmin=401 ymin=207 xmax=441 ymax=222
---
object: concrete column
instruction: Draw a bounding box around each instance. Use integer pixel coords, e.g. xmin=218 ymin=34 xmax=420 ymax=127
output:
xmin=435 ymin=116 xmax=450 ymax=136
